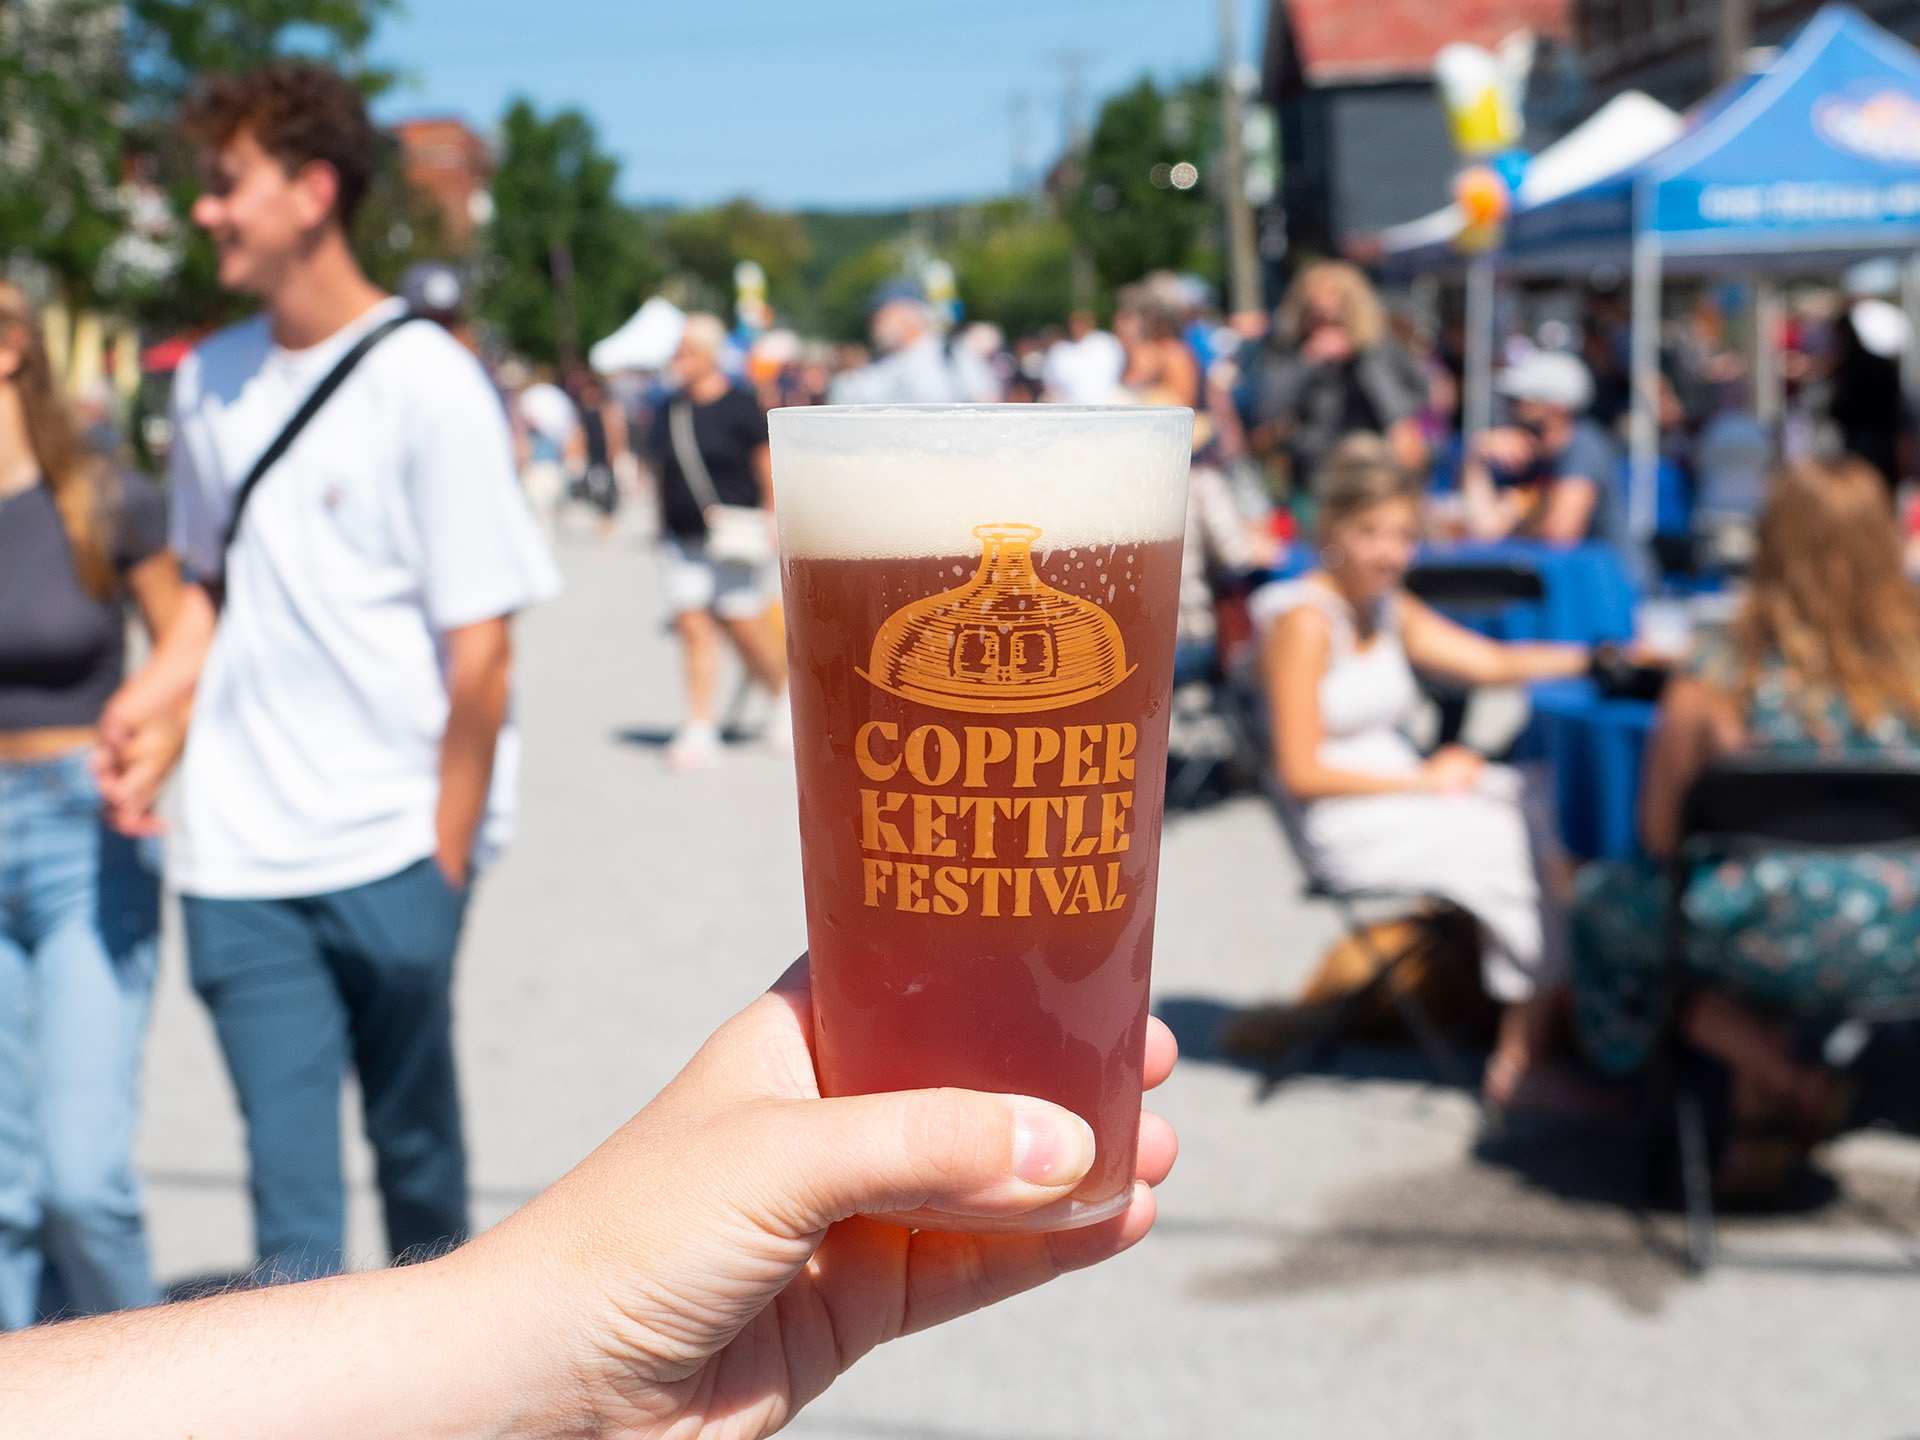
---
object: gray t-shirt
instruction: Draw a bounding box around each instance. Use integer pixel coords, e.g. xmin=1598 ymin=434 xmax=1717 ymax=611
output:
xmin=1540 ymin=420 xmax=1624 ymax=549
xmin=0 ymin=471 xmax=167 ymax=730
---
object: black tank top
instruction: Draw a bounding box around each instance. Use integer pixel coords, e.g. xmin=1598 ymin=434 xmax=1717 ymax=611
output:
xmin=581 ymin=407 xmax=611 ymax=469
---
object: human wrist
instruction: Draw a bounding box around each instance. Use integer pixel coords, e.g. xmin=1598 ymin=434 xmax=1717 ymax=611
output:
xmin=425 ymin=1230 xmax=611 ymax=1440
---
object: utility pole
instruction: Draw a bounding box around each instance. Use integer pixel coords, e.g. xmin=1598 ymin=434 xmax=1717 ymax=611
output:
xmin=1715 ymin=0 xmax=1754 ymax=84
xmin=1218 ymin=0 xmax=1262 ymax=316
xmin=548 ymin=232 xmax=578 ymax=373
xmin=1051 ymin=49 xmax=1092 ymax=160
xmin=1051 ymin=48 xmax=1097 ymax=310
xmin=1009 ymin=89 xmax=1032 ymax=199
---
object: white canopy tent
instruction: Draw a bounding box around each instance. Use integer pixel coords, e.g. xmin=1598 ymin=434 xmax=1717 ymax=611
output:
xmin=588 ymin=296 xmax=686 ymax=374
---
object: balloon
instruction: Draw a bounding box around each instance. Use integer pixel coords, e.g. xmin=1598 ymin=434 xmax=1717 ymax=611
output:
xmin=1490 ymin=148 xmax=1530 ymax=194
xmin=1434 ymin=42 xmax=1526 ymax=157
xmin=1453 ymin=165 xmax=1511 ymax=228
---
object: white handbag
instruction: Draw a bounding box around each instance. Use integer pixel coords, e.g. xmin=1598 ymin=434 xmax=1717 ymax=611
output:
xmin=669 ymin=398 xmax=774 ymax=566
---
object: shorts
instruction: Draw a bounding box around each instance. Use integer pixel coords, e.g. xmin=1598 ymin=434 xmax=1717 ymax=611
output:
xmin=658 ymin=535 xmax=771 ymax=621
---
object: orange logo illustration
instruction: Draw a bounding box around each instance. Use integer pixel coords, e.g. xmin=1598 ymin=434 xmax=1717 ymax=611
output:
xmin=859 ymin=523 xmax=1134 ymax=714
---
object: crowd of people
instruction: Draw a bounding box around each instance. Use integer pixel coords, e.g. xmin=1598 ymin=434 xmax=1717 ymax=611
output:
xmin=505 ymin=251 xmax=1917 ymax=735
xmin=1254 ymin=440 xmax=1920 ymax=1157
xmin=0 ymin=62 xmax=1183 ymax=1431
xmin=3 ymin=42 xmax=1919 ymax=1431
xmin=352 ymin=192 xmax=1920 ymax=1182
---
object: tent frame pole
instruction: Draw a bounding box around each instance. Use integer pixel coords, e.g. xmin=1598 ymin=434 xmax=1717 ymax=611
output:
xmin=1903 ymin=253 xmax=1920 ymax=398
xmin=1629 ymin=233 xmax=1663 ymax=544
xmin=1753 ymin=275 xmax=1782 ymax=429
xmin=1464 ymin=256 xmax=1496 ymax=440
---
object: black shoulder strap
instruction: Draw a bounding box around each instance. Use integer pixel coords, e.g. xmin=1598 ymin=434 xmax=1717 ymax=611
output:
xmin=221 ymin=309 xmax=420 ymax=554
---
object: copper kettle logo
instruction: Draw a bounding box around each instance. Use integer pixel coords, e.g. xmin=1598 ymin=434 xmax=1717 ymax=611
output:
xmin=859 ymin=523 xmax=1134 ymax=714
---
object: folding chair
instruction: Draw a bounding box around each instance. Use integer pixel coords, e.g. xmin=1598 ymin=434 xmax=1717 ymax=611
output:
xmin=1166 ymin=638 xmax=1230 ymax=810
xmin=1166 ymin=576 xmax=1267 ymax=810
xmin=1659 ymin=757 xmax=1920 ymax=1273
xmin=1402 ymin=561 xmax=1546 ymax=747
xmin=1256 ymin=774 xmax=1482 ymax=1093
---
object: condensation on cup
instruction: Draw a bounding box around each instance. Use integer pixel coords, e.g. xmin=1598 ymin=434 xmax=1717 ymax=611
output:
xmin=772 ymin=404 xmax=1193 ymax=1233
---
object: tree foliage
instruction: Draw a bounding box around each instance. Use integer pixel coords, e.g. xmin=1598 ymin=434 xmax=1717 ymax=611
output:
xmin=125 ymin=0 xmax=401 ymax=108
xmin=813 ymin=238 xmax=908 ymax=344
xmin=1067 ymin=76 xmax=1223 ymax=302
xmin=953 ymin=205 xmax=1074 ymax=338
xmin=482 ymin=99 xmax=661 ymax=367
xmin=658 ymin=199 xmax=811 ymax=318
xmin=0 ymin=0 xmax=132 ymax=312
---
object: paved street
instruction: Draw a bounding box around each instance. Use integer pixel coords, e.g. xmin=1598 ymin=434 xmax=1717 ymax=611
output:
xmin=141 ymin=536 xmax=1920 ymax=1439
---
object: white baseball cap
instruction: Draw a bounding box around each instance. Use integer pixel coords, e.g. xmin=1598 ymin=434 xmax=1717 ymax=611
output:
xmin=1850 ymin=298 xmax=1911 ymax=359
xmin=1496 ymin=350 xmax=1593 ymax=413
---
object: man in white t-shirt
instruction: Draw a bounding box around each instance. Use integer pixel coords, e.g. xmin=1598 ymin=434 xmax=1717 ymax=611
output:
xmin=97 ymin=62 xmax=560 ymax=1280
xmin=1043 ymin=309 xmax=1127 ymax=404
xmin=513 ymin=375 xmax=579 ymax=534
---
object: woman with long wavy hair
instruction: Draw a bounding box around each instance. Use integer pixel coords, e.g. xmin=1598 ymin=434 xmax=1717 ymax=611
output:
xmin=1572 ymin=457 xmax=1920 ymax=1189
xmin=0 ymin=282 xmax=182 ymax=1323
xmin=1252 ymin=260 xmax=1431 ymax=485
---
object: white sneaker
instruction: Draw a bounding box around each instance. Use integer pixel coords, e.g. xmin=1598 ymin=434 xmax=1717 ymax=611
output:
xmin=761 ymin=694 xmax=793 ymax=753
xmin=665 ymin=722 xmax=721 ymax=772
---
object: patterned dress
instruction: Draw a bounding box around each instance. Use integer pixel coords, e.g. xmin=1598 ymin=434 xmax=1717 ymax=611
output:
xmin=1571 ymin=650 xmax=1920 ymax=1075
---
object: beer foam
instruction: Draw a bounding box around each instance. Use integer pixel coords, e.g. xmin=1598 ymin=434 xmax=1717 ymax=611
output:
xmin=771 ymin=405 xmax=1192 ymax=558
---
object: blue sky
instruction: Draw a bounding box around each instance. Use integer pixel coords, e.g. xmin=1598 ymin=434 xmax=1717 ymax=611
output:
xmin=371 ymin=0 xmax=1267 ymax=209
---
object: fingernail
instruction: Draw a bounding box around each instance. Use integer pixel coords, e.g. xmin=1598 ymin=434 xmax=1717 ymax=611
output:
xmin=1010 ymin=1100 xmax=1096 ymax=1187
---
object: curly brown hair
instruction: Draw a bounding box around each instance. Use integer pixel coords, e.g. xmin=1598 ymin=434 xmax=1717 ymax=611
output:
xmin=181 ymin=61 xmax=377 ymax=228
xmin=1732 ymin=456 xmax=1920 ymax=739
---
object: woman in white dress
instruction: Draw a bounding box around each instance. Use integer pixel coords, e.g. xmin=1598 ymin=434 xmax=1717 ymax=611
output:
xmin=1260 ymin=435 xmax=1591 ymax=1105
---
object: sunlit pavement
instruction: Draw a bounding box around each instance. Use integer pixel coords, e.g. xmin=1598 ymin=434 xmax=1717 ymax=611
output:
xmin=141 ymin=531 xmax=1920 ymax=1439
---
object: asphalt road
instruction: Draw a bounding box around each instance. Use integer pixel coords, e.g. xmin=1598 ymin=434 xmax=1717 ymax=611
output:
xmin=139 ymin=533 xmax=1920 ymax=1439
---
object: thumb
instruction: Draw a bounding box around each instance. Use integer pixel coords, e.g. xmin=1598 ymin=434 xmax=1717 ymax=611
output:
xmin=742 ymin=1087 xmax=1097 ymax=1237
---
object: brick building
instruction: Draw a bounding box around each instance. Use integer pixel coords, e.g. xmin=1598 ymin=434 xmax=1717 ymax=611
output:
xmin=1575 ymin=0 xmax=1920 ymax=107
xmin=393 ymin=117 xmax=493 ymax=251
xmin=1261 ymin=0 xmax=1580 ymax=265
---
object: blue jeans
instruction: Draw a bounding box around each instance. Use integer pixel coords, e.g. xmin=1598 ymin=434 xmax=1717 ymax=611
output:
xmin=183 ymin=860 xmax=472 ymax=1281
xmin=0 ymin=750 xmax=160 ymax=1328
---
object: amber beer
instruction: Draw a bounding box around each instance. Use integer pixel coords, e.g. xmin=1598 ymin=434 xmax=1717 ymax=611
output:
xmin=772 ymin=405 xmax=1192 ymax=1232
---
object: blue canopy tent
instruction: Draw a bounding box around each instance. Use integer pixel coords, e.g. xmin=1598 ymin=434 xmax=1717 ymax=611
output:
xmin=1504 ymin=3 xmax=1920 ymax=540
xmin=1376 ymin=92 xmax=1683 ymax=436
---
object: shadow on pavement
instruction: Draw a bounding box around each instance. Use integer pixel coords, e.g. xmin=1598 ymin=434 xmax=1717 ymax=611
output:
xmin=1152 ymin=992 xmax=1485 ymax=1098
xmin=790 ymin=1420 xmax=1093 ymax=1440
xmin=1186 ymin=1130 xmax=1920 ymax=1317
xmin=611 ymin=726 xmax=759 ymax=749
xmin=1159 ymin=993 xmax=1920 ymax=1311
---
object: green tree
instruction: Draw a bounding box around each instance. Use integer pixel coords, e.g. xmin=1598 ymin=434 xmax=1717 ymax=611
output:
xmin=814 ymin=239 xmax=909 ymax=344
xmin=483 ymin=99 xmax=661 ymax=367
xmin=953 ymin=206 xmax=1074 ymax=337
xmin=0 ymin=0 xmax=134 ymax=334
xmin=1067 ymin=76 xmax=1223 ymax=300
xmin=351 ymin=133 xmax=452 ymax=294
xmin=125 ymin=0 xmax=400 ymax=107
xmin=659 ymin=199 xmax=811 ymax=319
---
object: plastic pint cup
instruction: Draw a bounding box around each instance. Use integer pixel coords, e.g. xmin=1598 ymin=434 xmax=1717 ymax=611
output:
xmin=771 ymin=405 xmax=1193 ymax=1232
